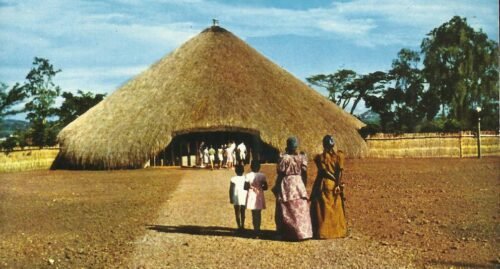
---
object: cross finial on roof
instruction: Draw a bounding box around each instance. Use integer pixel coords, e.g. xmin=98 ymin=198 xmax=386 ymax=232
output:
xmin=212 ymin=18 xmax=219 ymax=26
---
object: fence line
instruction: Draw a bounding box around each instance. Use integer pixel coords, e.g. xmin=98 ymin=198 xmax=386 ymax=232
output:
xmin=0 ymin=148 xmax=59 ymax=172
xmin=0 ymin=146 xmax=59 ymax=153
xmin=366 ymin=131 xmax=500 ymax=158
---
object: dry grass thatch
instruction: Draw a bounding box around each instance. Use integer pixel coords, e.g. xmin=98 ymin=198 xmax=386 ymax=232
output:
xmin=56 ymin=26 xmax=367 ymax=169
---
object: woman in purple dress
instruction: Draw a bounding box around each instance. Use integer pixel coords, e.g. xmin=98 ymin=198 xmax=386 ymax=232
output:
xmin=272 ymin=137 xmax=313 ymax=241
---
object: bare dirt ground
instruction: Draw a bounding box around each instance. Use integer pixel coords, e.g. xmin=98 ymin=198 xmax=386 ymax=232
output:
xmin=0 ymin=158 xmax=498 ymax=268
xmin=335 ymin=158 xmax=499 ymax=268
xmin=0 ymin=169 xmax=182 ymax=268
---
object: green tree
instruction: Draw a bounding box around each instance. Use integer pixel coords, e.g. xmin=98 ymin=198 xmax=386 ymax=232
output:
xmin=13 ymin=128 xmax=29 ymax=149
xmin=306 ymin=69 xmax=358 ymax=111
xmin=1 ymin=135 xmax=17 ymax=153
xmin=364 ymin=93 xmax=394 ymax=132
xmin=388 ymin=49 xmax=427 ymax=131
xmin=364 ymin=49 xmax=436 ymax=132
xmin=350 ymin=71 xmax=387 ymax=115
xmin=22 ymin=57 xmax=61 ymax=147
xmin=57 ymin=90 xmax=106 ymax=127
xmin=0 ymin=82 xmax=27 ymax=122
xmin=421 ymin=16 xmax=499 ymax=129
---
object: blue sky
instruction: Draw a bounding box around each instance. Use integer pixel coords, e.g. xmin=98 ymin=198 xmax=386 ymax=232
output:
xmin=1 ymin=0 xmax=498 ymax=118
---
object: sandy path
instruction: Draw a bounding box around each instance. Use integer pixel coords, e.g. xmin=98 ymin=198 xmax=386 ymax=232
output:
xmin=129 ymin=169 xmax=417 ymax=268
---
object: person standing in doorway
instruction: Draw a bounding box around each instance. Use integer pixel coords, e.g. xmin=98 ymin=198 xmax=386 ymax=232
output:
xmin=208 ymin=145 xmax=216 ymax=170
xmin=222 ymin=144 xmax=228 ymax=168
xmin=203 ymin=147 xmax=209 ymax=168
xmin=230 ymin=141 xmax=236 ymax=167
xmin=199 ymin=141 xmax=205 ymax=167
xmin=237 ymin=141 xmax=247 ymax=165
xmin=226 ymin=141 xmax=235 ymax=169
xmin=217 ymin=145 xmax=224 ymax=169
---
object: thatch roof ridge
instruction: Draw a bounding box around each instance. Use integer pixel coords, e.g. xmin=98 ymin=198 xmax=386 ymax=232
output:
xmin=57 ymin=26 xmax=367 ymax=169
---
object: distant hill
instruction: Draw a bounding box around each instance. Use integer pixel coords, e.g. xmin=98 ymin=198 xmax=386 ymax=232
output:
xmin=0 ymin=119 xmax=29 ymax=138
xmin=357 ymin=110 xmax=380 ymax=125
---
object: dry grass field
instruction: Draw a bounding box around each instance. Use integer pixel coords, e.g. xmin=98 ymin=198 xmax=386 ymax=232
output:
xmin=0 ymin=158 xmax=498 ymax=268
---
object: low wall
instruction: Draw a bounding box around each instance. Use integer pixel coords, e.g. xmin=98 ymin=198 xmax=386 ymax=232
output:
xmin=366 ymin=131 xmax=500 ymax=158
xmin=0 ymin=149 xmax=59 ymax=173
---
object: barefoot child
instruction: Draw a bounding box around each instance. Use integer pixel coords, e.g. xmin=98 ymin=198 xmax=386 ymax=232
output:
xmin=245 ymin=160 xmax=268 ymax=236
xmin=229 ymin=164 xmax=247 ymax=231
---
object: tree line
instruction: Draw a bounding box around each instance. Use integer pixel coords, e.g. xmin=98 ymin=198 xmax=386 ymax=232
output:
xmin=0 ymin=57 xmax=105 ymax=150
xmin=307 ymin=16 xmax=498 ymax=135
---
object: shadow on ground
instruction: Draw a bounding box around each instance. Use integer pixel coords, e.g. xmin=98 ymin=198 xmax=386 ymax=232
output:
xmin=146 ymin=225 xmax=283 ymax=241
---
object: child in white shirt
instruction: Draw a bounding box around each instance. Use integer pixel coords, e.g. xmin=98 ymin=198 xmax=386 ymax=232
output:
xmin=229 ymin=164 xmax=247 ymax=231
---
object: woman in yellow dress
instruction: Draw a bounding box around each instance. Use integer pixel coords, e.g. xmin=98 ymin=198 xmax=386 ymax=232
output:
xmin=310 ymin=135 xmax=347 ymax=239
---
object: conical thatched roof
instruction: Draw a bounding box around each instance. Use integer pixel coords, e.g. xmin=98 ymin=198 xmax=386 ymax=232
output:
xmin=57 ymin=26 xmax=367 ymax=169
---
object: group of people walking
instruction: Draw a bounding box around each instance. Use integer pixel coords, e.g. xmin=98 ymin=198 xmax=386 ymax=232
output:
xmin=199 ymin=141 xmax=247 ymax=170
xmin=228 ymin=134 xmax=347 ymax=241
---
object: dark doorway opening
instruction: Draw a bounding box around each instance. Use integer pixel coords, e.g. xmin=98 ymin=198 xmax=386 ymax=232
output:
xmin=151 ymin=131 xmax=279 ymax=167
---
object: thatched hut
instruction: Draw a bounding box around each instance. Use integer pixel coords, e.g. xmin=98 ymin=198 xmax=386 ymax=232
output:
xmin=55 ymin=26 xmax=367 ymax=169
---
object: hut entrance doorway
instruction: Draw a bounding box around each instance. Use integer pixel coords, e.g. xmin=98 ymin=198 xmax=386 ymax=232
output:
xmin=152 ymin=130 xmax=279 ymax=167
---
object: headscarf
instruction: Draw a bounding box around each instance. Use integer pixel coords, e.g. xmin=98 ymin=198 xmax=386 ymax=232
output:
xmin=322 ymin=134 xmax=335 ymax=150
xmin=286 ymin=136 xmax=298 ymax=152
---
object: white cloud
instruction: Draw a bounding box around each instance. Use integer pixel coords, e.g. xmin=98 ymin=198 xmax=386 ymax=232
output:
xmin=0 ymin=0 xmax=497 ymax=99
xmin=62 ymin=66 xmax=149 ymax=79
xmin=0 ymin=0 xmax=200 ymax=93
xmin=185 ymin=0 xmax=498 ymax=44
xmin=317 ymin=18 xmax=376 ymax=35
xmin=331 ymin=0 xmax=498 ymax=37
xmin=0 ymin=67 xmax=27 ymax=86
xmin=55 ymin=65 xmax=150 ymax=93
xmin=0 ymin=65 xmax=148 ymax=94
xmin=2 ymin=0 xmax=495 ymax=55
xmin=113 ymin=23 xmax=197 ymax=46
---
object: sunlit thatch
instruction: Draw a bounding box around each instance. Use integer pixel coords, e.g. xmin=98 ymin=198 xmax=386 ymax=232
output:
xmin=56 ymin=26 xmax=367 ymax=169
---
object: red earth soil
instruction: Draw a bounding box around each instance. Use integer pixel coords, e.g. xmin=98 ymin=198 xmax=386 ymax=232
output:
xmin=0 ymin=158 xmax=498 ymax=268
